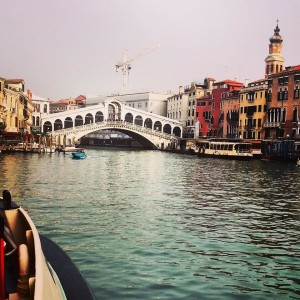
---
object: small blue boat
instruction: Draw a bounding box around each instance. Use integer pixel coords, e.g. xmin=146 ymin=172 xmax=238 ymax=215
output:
xmin=72 ymin=151 xmax=87 ymax=159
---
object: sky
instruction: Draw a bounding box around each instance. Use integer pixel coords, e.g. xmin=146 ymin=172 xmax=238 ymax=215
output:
xmin=1 ymin=0 xmax=300 ymax=100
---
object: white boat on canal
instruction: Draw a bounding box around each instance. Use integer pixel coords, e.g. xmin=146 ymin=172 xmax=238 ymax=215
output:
xmin=197 ymin=139 xmax=253 ymax=160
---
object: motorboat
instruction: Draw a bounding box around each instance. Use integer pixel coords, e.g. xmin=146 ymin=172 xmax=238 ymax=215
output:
xmin=72 ymin=151 xmax=87 ymax=159
xmin=0 ymin=190 xmax=95 ymax=300
xmin=197 ymin=139 xmax=253 ymax=160
xmin=14 ymin=142 xmax=40 ymax=153
xmin=58 ymin=146 xmax=85 ymax=154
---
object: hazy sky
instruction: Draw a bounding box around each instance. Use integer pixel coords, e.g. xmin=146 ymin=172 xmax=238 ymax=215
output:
xmin=1 ymin=0 xmax=300 ymax=99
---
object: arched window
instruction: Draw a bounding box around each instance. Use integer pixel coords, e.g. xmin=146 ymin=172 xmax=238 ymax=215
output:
xmin=43 ymin=104 xmax=47 ymax=113
xmin=278 ymin=88 xmax=283 ymax=100
xmin=293 ymin=107 xmax=298 ymax=122
xmin=294 ymin=85 xmax=299 ymax=99
xmin=284 ymin=88 xmax=288 ymax=100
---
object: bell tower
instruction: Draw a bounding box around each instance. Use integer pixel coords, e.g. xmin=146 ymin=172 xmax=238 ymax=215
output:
xmin=265 ymin=20 xmax=285 ymax=78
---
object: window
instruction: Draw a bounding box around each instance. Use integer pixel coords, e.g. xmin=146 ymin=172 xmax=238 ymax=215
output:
xmin=258 ymin=105 xmax=262 ymax=112
xmin=258 ymin=119 xmax=262 ymax=127
xmin=278 ymin=88 xmax=283 ymax=100
xmin=284 ymin=88 xmax=288 ymax=100
xmin=293 ymin=107 xmax=298 ymax=122
xmin=294 ymin=86 xmax=299 ymax=99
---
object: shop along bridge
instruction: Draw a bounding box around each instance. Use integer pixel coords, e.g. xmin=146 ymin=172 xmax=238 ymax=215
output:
xmin=41 ymin=98 xmax=183 ymax=149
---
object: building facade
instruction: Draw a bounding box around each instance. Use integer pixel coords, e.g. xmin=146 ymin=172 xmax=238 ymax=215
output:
xmin=197 ymin=80 xmax=243 ymax=138
xmin=2 ymin=79 xmax=33 ymax=135
xmin=27 ymin=90 xmax=51 ymax=134
xmin=167 ymin=86 xmax=189 ymax=130
xmin=222 ymin=89 xmax=241 ymax=138
xmin=239 ymin=79 xmax=268 ymax=139
xmin=265 ymin=65 xmax=300 ymax=139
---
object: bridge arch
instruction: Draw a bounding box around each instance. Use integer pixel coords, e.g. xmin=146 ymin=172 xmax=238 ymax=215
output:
xmin=43 ymin=121 xmax=52 ymax=133
xmin=134 ymin=115 xmax=143 ymax=126
xmin=95 ymin=111 xmax=104 ymax=122
xmin=154 ymin=121 xmax=162 ymax=132
xmin=163 ymin=124 xmax=171 ymax=134
xmin=85 ymin=113 xmax=93 ymax=124
xmin=54 ymin=119 xmax=63 ymax=130
xmin=144 ymin=118 xmax=152 ymax=129
xmin=41 ymin=97 xmax=183 ymax=149
xmin=173 ymin=126 xmax=181 ymax=137
xmin=125 ymin=113 xmax=133 ymax=123
xmin=75 ymin=115 xmax=84 ymax=126
xmin=65 ymin=117 xmax=73 ymax=128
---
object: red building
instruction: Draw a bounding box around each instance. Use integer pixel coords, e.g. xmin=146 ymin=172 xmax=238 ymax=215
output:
xmin=265 ymin=65 xmax=300 ymax=138
xmin=196 ymin=80 xmax=244 ymax=137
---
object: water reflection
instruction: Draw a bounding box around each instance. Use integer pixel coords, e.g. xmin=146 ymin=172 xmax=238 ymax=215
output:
xmin=0 ymin=150 xmax=299 ymax=299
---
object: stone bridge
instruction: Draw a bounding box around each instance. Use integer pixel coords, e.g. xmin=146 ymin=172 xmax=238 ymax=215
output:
xmin=41 ymin=98 xmax=182 ymax=149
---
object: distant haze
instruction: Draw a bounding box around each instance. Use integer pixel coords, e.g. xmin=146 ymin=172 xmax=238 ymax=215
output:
xmin=1 ymin=0 xmax=300 ymax=99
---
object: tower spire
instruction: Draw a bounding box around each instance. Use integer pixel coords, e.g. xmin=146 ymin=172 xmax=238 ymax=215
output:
xmin=264 ymin=21 xmax=284 ymax=78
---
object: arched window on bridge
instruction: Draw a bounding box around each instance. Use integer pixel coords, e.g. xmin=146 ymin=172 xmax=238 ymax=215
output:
xmin=54 ymin=119 xmax=63 ymax=130
xmin=173 ymin=127 xmax=181 ymax=137
xmin=85 ymin=113 xmax=93 ymax=124
xmin=125 ymin=113 xmax=133 ymax=123
xmin=64 ymin=117 xmax=73 ymax=129
xmin=43 ymin=121 xmax=52 ymax=133
xmin=163 ymin=124 xmax=171 ymax=134
xmin=134 ymin=115 xmax=143 ymax=126
xmin=95 ymin=111 xmax=104 ymax=123
xmin=75 ymin=115 xmax=83 ymax=127
xmin=154 ymin=121 xmax=162 ymax=132
xmin=144 ymin=118 xmax=152 ymax=129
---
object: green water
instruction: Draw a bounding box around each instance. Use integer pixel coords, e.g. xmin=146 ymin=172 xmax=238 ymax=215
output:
xmin=0 ymin=149 xmax=299 ymax=299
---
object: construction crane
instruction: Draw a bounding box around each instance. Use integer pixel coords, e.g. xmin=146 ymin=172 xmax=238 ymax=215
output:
xmin=115 ymin=44 xmax=160 ymax=93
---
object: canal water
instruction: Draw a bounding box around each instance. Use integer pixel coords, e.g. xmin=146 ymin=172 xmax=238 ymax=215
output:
xmin=0 ymin=148 xmax=299 ymax=299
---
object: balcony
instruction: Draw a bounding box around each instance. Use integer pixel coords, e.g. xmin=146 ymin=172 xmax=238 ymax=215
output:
xmin=264 ymin=122 xmax=281 ymax=128
xmin=241 ymin=84 xmax=268 ymax=92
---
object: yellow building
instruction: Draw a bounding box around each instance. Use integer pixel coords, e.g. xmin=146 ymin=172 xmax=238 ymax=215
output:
xmin=239 ymin=79 xmax=268 ymax=139
xmin=2 ymin=79 xmax=33 ymax=136
xmin=0 ymin=77 xmax=7 ymax=130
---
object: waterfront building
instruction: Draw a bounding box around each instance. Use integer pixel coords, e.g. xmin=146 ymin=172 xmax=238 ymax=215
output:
xmin=239 ymin=79 xmax=268 ymax=139
xmin=26 ymin=90 xmax=51 ymax=134
xmin=50 ymin=97 xmax=78 ymax=113
xmin=167 ymin=86 xmax=189 ymax=134
xmin=265 ymin=65 xmax=300 ymax=139
xmin=2 ymin=79 xmax=33 ymax=136
xmin=263 ymin=22 xmax=300 ymax=139
xmin=168 ymin=78 xmax=214 ymax=138
xmin=222 ymin=89 xmax=241 ymax=138
xmin=185 ymin=80 xmax=212 ymax=138
xmin=196 ymin=93 xmax=213 ymax=137
xmin=0 ymin=77 xmax=6 ymax=131
xmin=197 ymin=79 xmax=243 ymax=137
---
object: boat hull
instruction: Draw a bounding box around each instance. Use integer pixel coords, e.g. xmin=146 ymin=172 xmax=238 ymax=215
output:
xmin=198 ymin=153 xmax=253 ymax=160
xmin=72 ymin=152 xmax=87 ymax=159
